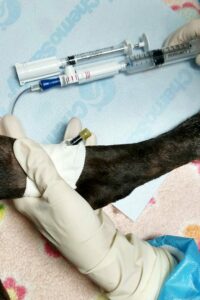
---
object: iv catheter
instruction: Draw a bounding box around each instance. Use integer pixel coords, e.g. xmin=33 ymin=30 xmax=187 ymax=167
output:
xmin=12 ymin=35 xmax=200 ymax=113
xmin=66 ymin=128 xmax=92 ymax=145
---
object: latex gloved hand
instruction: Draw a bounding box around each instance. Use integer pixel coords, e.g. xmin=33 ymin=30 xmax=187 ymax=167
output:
xmin=13 ymin=136 xmax=175 ymax=300
xmin=1 ymin=115 xmax=176 ymax=299
xmin=0 ymin=114 xmax=97 ymax=212
xmin=0 ymin=115 xmax=118 ymax=290
xmin=0 ymin=115 xmax=96 ymax=198
xmin=165 ymin=19 xmax=200 ymax=65
xmin=0 ymin=115 xmax=26 ymax=138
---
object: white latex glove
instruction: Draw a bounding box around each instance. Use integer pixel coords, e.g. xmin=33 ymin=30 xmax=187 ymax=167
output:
xmin=13 ymin=137 xmax=175 ymax=300
xmin=165 ymin=19 xmax=200 ymax=65
xmin=0 ymin=114 xmax=26 ymax=138
xmin=0 ymin=115 xmax=96 ymax=197
xmin=1 ymin=115 xmax=175 ymax=299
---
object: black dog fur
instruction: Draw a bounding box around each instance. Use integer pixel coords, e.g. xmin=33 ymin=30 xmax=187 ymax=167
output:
xmin=0 ymin=111 xmax=200 ymax=209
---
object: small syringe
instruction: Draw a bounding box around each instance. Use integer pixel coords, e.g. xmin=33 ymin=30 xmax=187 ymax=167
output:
xmin=65 ymin=34 xmax=149 ymax=65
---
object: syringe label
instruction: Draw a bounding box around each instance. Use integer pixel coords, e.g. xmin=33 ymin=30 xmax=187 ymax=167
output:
xmin=85 ymin=71 xmax=91 ymax=80
xmin=60 ymin=74 xmax=79 ymax=85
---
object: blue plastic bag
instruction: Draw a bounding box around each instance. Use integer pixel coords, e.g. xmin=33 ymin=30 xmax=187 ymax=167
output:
xmin=148 ymin=235 xmax=200 ymax=300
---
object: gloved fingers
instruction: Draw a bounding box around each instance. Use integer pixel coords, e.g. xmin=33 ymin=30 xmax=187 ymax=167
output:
xmin=0 ymin=115 xmax=26 ymax=138
xmin=164 ymin=19 xmax=200 ymax=46
xmin=14 ymin=138 xmax=104 ymax=241
xmin=13 ymin=196 xmax=58 ymax=245
xmin=85 ymin=132 xmax=97 ymax=146
xmin=196 ymin=54 xmax=200 ymax=66
xmin=63 ymin=117 xmax=82 ymax=140
xmin=63 ymin=117 xmax=97 ymax=145
xmin=13 ymin=196 xmax=45 ymax=225
xmin=14 ymin=138 xmax=61 ymax=194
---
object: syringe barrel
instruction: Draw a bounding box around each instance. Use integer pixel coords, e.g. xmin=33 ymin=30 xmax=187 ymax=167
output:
xmin=67 ymin=44 xmax=126 ymax=65
xmin=126 ymin=39 xmax=200 ymax=74
xmin=163 ymin=39 xmax=200 ymax=64
xmin=77 ymin=62 xmax=124 ymax=83
xmin=59 ymin=62 xmax=125 ymax=87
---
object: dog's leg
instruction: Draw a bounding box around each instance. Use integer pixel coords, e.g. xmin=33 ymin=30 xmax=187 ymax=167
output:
xmin=77 ymin=111 xmax=200 ymax=208
xmin=0 ymin=111 xmax=200 ymax=208
xmin=0 ymin=136 xmax=26 ymax=199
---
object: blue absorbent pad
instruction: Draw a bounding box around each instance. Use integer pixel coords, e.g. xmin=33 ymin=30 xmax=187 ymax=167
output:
xmin=0 ymin=0 xmax=200 ymax=220
xmin=149 ymin=235 xmax=200 ymax=300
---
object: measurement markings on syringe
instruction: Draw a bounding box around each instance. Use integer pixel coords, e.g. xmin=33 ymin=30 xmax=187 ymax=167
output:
xmin=133 ymin=53 xmax=151 ymax=63
xmin=77 ymin=47 xmax=116 ymax=59
xmin=166 ymin=44 xmax=191 ymax=58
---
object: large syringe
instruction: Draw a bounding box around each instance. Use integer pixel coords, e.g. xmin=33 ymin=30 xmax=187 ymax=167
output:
xmin=126 ymin=39 xmax=200 ymax=74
